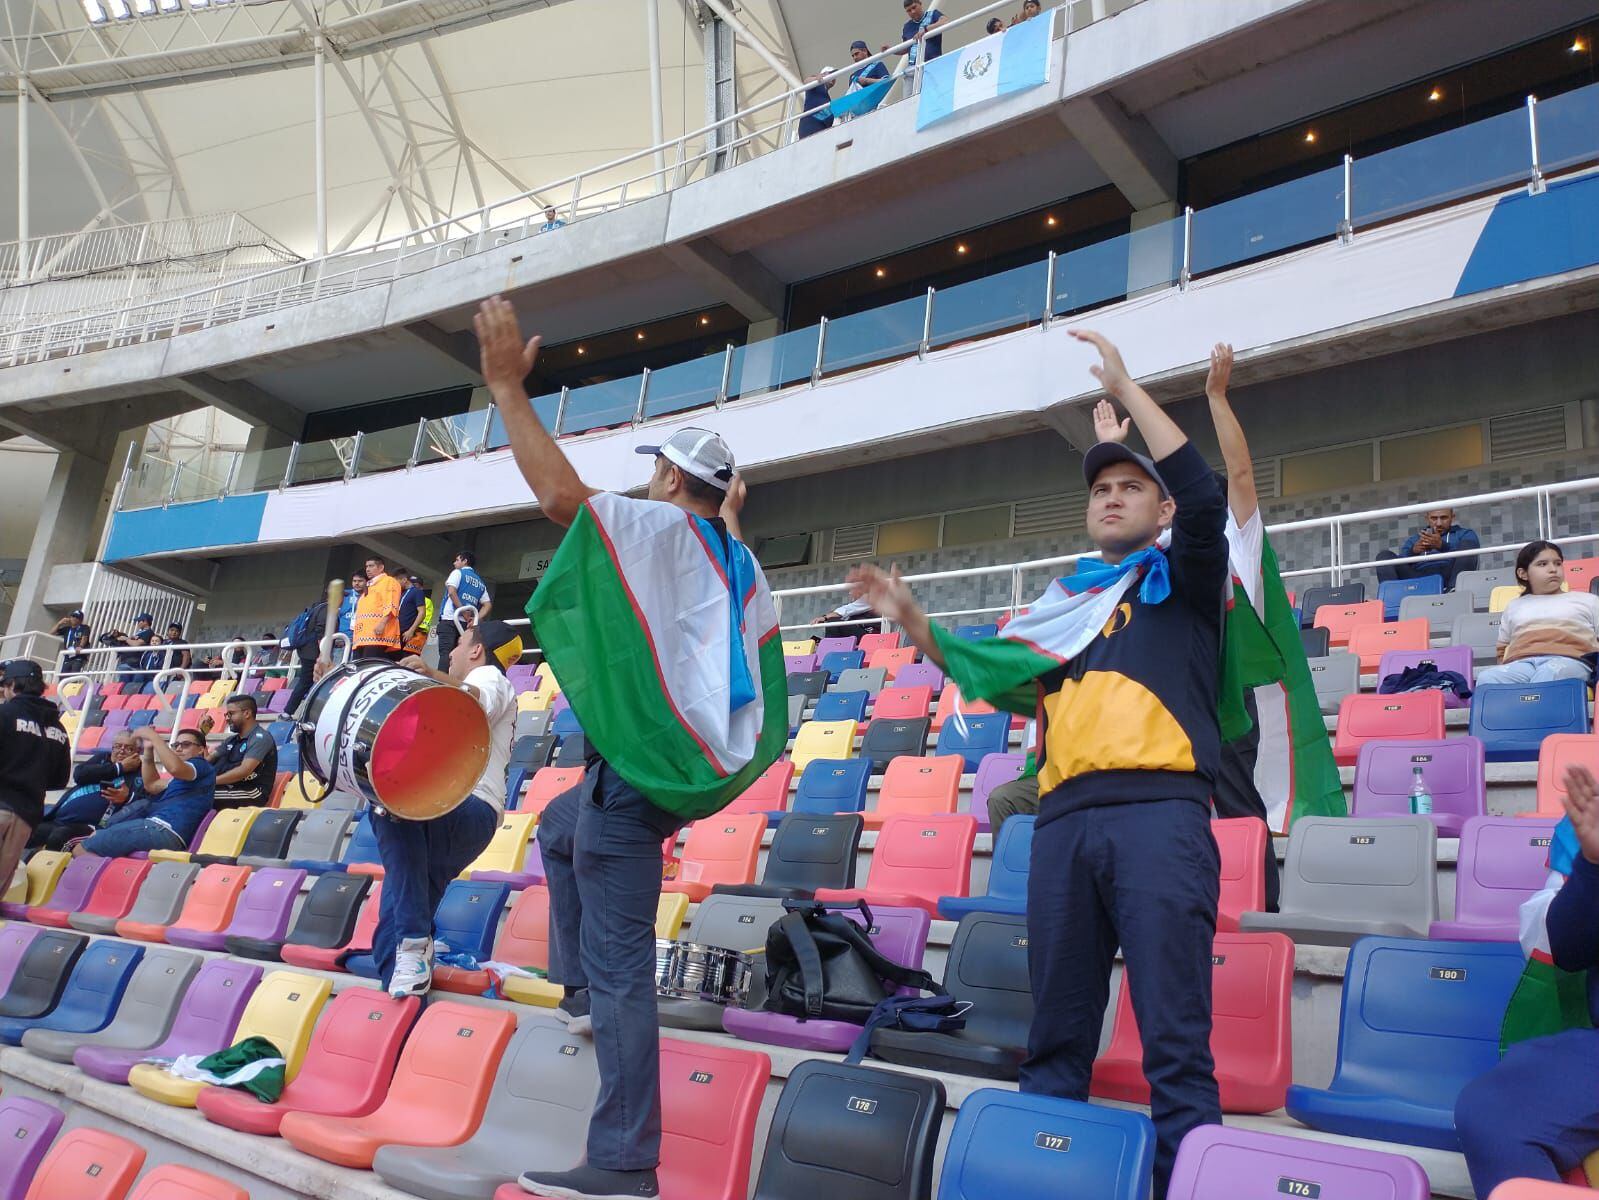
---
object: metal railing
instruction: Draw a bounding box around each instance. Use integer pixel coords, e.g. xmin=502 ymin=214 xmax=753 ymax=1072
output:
xmin=50 ymin=630 xmax=352 ymax=689
xmin=104 ymin=76 xmax=1599 ymax=513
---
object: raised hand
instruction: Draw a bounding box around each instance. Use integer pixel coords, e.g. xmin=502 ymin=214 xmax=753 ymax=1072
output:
xmin=1206 ymin=342 xmax=1234 ymax=399
xmin=474 ymin=297 xmax=542 ymax=397
xmin=1092 ymin=398 xmax=1129 ymax=444
xmin=721 ymin=474 xmax=747 ymax=516
xmin=846 ymin=563 xmax=918 ymax=625
xmin=1068 ymin=329 xmax=1132 ymax=398
xmin=1563 ymin=765 xmax=1599 ymax=865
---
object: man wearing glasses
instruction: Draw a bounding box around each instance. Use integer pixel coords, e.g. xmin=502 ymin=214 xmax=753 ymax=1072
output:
xmin=73 ymin=726 xmax=216 ymax=859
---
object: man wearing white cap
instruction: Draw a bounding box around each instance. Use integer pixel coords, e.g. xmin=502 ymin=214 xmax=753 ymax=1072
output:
xmin=475 ymin=296 xmax=786 ymax=1200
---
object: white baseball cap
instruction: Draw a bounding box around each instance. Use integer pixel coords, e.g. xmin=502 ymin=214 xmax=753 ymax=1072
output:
xmin=636 ymin=427 xmax=735 ymax=490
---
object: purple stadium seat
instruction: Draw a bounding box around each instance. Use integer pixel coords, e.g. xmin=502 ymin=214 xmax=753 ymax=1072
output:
xmin=1430 ymin=816 xmax=1561 ymax=941
xmin=103 ymin=710 xmax=131 ymax=731
xmin=968 ymin=752 xmax=1025 ymax=833
xmin=549 ymin=693 xmax=571 ymax=719
xmin=239 ymin=677 xmax=262 ymax=695
xmin=169 ymin=867 xmax=304 ymax=951
xmin=26 ymin=855 xmax=111 ymax=926
xmin=75 ymin=958 xmax=263 ymax=1084
xmin=1375 ymin=646 xmax=1475 ymax=710
xmin=784 ymin=654 xmax=818 ymax=675
xmin=0 ymin=1095 xmax=65 ymax=1200
xmin=814 ymin=636 xmax=857 ymax=658
xmin=1167 ymin=1124 xmax=1430 ymax=1200
xmin=1351 ymin=737 xmax=1486 ymax=838
xmin=266 ymin=690 xmax=293 ymax=714
xmin=894 ymin=661 xmax=945 ymax=694
xmin=721 ymin=905 xmax=929 ymax=1052
xmin=0 ymin=925 xmax=40 ymax=995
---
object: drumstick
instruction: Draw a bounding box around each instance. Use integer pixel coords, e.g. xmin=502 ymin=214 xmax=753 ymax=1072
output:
xmin=319 ymin=579 xmax=343 ymax=666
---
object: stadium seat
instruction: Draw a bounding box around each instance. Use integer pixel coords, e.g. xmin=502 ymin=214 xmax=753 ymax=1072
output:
xmin=124 ymin=1165 xmax=249 ymax=1200
xmin=871 ymin=910 xmax=1031 ymax=1079
xmin=381 ymin=1016 xmax=601 ymax=1200
xmin=1306 ymin=652 xmax=1361 ymax=715
xmin=1562 ymin=556 xmax=1599 ymax=590
xmin=791 ymin=720 xmax=857 ymax=772
xmin=784 ymin=653 xmax=818 ymax=675
xmin=461 ymin=812 xmax=539 ymax=885
xmin=663 ymin=812 xmax=767 ymax=900
xmin=196 ymin=989 xmax=419 ymax=1136
xmin=280 ymin=1000 xmax=516 ymax=1168
xmin=1430 ymin=816 xmax=1561 ymax=941
xmin=1400 ymin=589 xmax=1476 ymax=636
xmin=1471 ymin=678 xmax=1590 ymax=760
xmin=870 ymin=685 xmax=933 ymax=723
xmin=1534 ymin=733 xmax=1599 ymax=818
xmin=935 ymin=712 xmax=1011 ymax=772
xmin=277 ymin=771 xmax=327 ymax=810
xmin=433 ymin=879 xmax=513 ymax=962
xmin=436 ymin=884 xmax=560 ymax=1003
xmin=859 ymin=717 xmax=931 ymax=774
xmin=519 ymin=766 xmax=582 ymax=817
xmin=178 ymin=865 xmax=302 ymax=954
xmin=1374 ymin=645 xmax=1475 ymax=709
xmin=820 ymin=650 xmax=864 ymax=682
xmin=644 ymin=1039 xmax=772 ymax=1200
xmin=813 ymin=689 xmax=869 ymax=724
xmin=723 ymin=758 xmax=794 ymax=818
xmin=1487 ymin=1184 xmax=1597 ymax=1199
xmin=1351 ymin=737 xmax=1486 ymax=836
xmin=786 ymin=694 xmax=806 ymax=734
xmin=895 ymin=661 xmax=945 ymax=693
xmin=1092 ymin=931 xmax=1294 ymax=1113
xmin=75 ymin=959 xmax=262 ymax=1085
xmin=554 ymin=733 xmax=588 ymax=769
xmin=969 ymin=752 xmax=1025 ymax=832
xmin=1489 ymin=585 xmax=1522 ymax=613
xmin=1286 ymin=936 xmax=1526 ymax=1149
xmin=229 ymin=869 xmax=368 ymax=961
xmin=859 ymin=632 xmax=903 ymax=655
xmin=25 ymin=854 xmax=110 ymax=926
xmin=1347 ymin=617 xmax=1430 ymax=671
xmin=781 ymin=639 xmax=815 ymax=657
xmin=22 ymin=1127 xmax=145 ymax=1200
xmin=816 ymin=813 xmax=977 ymax=917
xmin=931 ymin=684 xmax=1004 ymax=733
xmin=939 ymin=1088 xmax=1155 ymax=1200
xmin=22 ymin=946 xmax=200 ymax=1064
xmin=0 ymin=1096 xmax=64 ymax=1200
xmin=867 ymin=754 xmax=961 ymax=829
xmin=955 ymin=623 xmax=998 ymax=640
xmin=940 ymin=813 xmax=1031 ymax=919
xmin=868 ymin=647 xmax=917 ymax=678
xmin=750 ymin=1060 xmax=944 ymax=1200
xmin=1212 ymin=816 xmax=1268 ymax=932
xmin=156 ymin=864 xmax=253 ymax=948
xmin=719 ymin=812 xmax=863 ymax=898
xmin=128 ymin=969 xmax=332 ymax=1107
xmin=332 ymin=810 xmax=385 ymax=876
xmin=513 ymin=709 xmax=553 ymax=740
xmin=0 ymin=930 xmax=84 ymax=1022
xmin=98 ymin=861 xmax=197 ymax=938
xmin=155 ymin=807 xmax=261 ymax=864
xmin=835 ymin=668 xmax=889 ymax=697
xmin=787 ymin=670 xmax=829 ymax=700
xmin=550 ymin=706 xmax=582 ymax=740
xmin=723 ymin=906 xmax=931 ymax=1053
xmin=1166 ymin=1124 xmax=1431 ymax=1200
xmin=1313 ymin=600 xmax=1385 ymax=649
xmin=1240 ymin=815 xmax=1438 ymax=945
xmin=281 ymin=880 xmax=383 ymax=972
xmin=815 ymin=636 xmax=858 ymax=658
xmin=0 ymin=938 xmax=142 ymax=1045
xmin=215 ymin=808 xmax=300 ymax=863
xmin=1 ymin=851 xmax=69 ymax=919
xmin=658 ymin=894 xmax=786 ymax=1032
xmin=1298 ymin=626 xmax=1330 ymax=658
xmin=1332 ymin=691 xmax=1445 ymax=766
xmin=244 ymin=809 xmax=353 ymax=869
xmin=76 ymin=727 xmax=105 ymax=751
xmin=1378 ymin=575 xmax=1444 ymax=620
xmin=1299 ymin=583 xmax=1366 ymax=629
xmin=1456 ymin=567 xmax=1516 ymax=611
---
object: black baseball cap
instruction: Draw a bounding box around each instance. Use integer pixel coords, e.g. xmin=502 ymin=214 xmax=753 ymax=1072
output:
xmin=850 ymin=39 xmax=870 ymax=51
xmin=70 ymin=609 xmax=84 ymax=618
xmin=135 ymin=612 xmax=154 ymax=624
xmin=472 ymin=620 xmax=525 ymax=672
xmin=1 ymin=660 xmax=43 ymax=686
xmin=1082 ymin=442 xmax=1170 ymax=499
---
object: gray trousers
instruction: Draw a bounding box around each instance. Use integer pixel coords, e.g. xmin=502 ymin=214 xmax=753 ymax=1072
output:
xmin=987 ymin=773 xmax=1040 ymax=832
xmin=537 ymin=759 xmax=684 ymax=1170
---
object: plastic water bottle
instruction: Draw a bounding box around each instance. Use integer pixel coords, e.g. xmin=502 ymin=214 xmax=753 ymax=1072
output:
xmin=1410 ymin=765 xmax=1433 ymax=816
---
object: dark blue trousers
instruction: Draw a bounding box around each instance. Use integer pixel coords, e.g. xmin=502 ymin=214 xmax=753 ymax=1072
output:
xmin=537 ymin=759 xmax=684 ymax=1171
xmin=370 ymin=795 xmax=498 ymax=990
xmin=1023 ymin=797 xmax=1222 ymax=1198
xmin=1457 ymin=1028 xmax=1599 ymax=1194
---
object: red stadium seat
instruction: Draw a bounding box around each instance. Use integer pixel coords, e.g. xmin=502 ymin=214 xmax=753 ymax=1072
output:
xmin=1091 ymin=931 xmax=1294 ymax=1113
xmin=858 ymin=632 xmax=903 ymax=655
xmin=932 ymin=684 xmax=1006 ymax=733
xmin=281 ymin=881 xmax=382 ymax=972
xmin=866 ymin=754 xmax=961 ymax=830
xmin=101 ymin=694 xmax=127 ymax=711
xmin=522 ymin=766 xmax=583 ymax=816
xmin=1560 ymin=557 xmax=1599 ymax=591
xmin=662 ymin=813 xmax=767 ymax=901
xmin=1533 ymin=734 xmax=1599 ymax=819
xmin=117 ymin=863 xmax=249 ymax=944
xmin=75 ymin=727 xmax=106 ymax=753
xmin=1313 ymin=600 xmax=1385 ymax=649
xmin=71 ymin=858 xmax=152 ymax=926
xmin=23 ymin=1127 xmax=145 ymax=1200
xmin=870 ymin=685 xmax=933 ymax=724
xmin=816 ymin=813 xmax=977 ymax=917
xmin=1346 ymin=618 xmax=1430 ymax=672
xmin=126 ymin=1165 xmax=249 ymax=1200
xmin=722 ymin=758 xmax=794 ymax=817
xmin=1213 ymin=817 xmax=1267 ymax=933
xmin=656 ymin=1039 xmax=771 ymax=1200
xmin=868 ymin=647 xmax=917 ymax=678
xmin=267 ymin=772 xmax=293 ymax=808
xmin=1332 ymin=691 xmax=1445 ymax=767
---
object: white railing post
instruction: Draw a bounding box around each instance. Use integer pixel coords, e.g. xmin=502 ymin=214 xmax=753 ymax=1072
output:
xmin=474 ymin=407 xmax=494 ymax=458
xmin=345 ymin=431 xmax=365 ymax=481
xmin=166 ymin=461 xmax=183 ymax=507
xmin=812 ymin=317 xmax=828 ymax=386
xmin=1179 ymin=205 xmax=1193 ymax=290
xmin=634 ymin=368 xmax=652 ymax=425
xmin=1339 ymin=153 xmax=1354 ymax=244
xmin=1042 ymin=250 xmax=1058 ymax=330
xmin=918 ymin=287 xmax=934 ymax=360
xmin=554 ymin=386 xmax=571 ymax=436
xmin=1527 ymin=94 xmax=1546 ymax=196
xmin=716 ymin=344 xmax=734 ymax=408
xmin=409 ymin=417 xmax=427 ymax=468
xmin=281 ymin=441 xmax=301 ymax=490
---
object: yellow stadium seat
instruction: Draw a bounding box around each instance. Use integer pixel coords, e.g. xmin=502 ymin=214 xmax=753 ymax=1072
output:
xmin=516 ymin=691 xmax=550 ymax=713
xmin=790 ymin=719 xmax=858 ymax=772
xmin=782 ymin=640 xmax=815 ymax=657
xmin=195 ymin=693 xmax=223 ymax=710
xmin=655 ymin=891 xmax=689 ymax=939
xmin=1490 ymin=582 xmax=1566 ymax=612
xmin=149 ymin=807 xmax=262 ymax=864
xmin=59 ymin=679 xmax=84 ymax=699
xmin=129 ymin=970 xmax=332 ymax=1107
xmin=279 ymin=771 xmax=324 ymax=810
xmin=460 ymin=812 xmax=539 ymax=878
xmin=59 ymin=711 xmax=81 ymax=736
xmin=18 ymin=851 xmax=69 ymax=908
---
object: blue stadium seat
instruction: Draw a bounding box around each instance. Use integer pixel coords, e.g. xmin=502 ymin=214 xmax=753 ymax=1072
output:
xmin=270 ymin=722 xmax=295 ymax=746
xmin=1285 ymin=936 xmax=1525 ymax=1150
xmin=937 ymin=1088 xmax=1154 ymax=1200
xmin=777 ymin=758 xmax=871 ymax=823
xmin=0 ymin=939 xmax=137 ymax=1044
xmin=935 ymin=713 xmax=1010 ymax=772
xmin=812 ymin=690 xmax=869 ymax=724
xmin=551 ymin=706 xmax=583 ymax=739
xmin=939 ymin=814 xmax=1031 ymax=919
xmin=127 ymin=711 xmax=156 ymax=730
xmin=1378 ymin=575 xmax=1444 ymax=620
xmin=276 ymin=740 xmax=301 ymax=773
xmin=433 ymin=880 xmax=512 ymax=962
xmin=819 ymin=651 xmax=864 ymax=683
xmin=1469 ymin=678 xmax=1590 ymax=761
xmin=293 ymin=810 xmax=380 ymax=875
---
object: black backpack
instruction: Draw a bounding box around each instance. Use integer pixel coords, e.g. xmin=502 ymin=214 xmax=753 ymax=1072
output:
xmin=761 ymin=899 xmax=944 ymax=1025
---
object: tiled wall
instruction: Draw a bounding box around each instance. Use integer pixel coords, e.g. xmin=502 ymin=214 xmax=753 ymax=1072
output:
xmin=767 ymin=450 xmax=1599 ymax=626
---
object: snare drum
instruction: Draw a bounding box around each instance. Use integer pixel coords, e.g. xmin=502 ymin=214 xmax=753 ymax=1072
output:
xmin=655 ymin=939 xmax=760 ymax=1007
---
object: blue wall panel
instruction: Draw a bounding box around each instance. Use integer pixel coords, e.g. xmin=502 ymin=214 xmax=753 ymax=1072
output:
xmin=1454 ymin=172 xmax=1599 ymax=297
xmin=105 ymin=493 xmax=268 ymax=562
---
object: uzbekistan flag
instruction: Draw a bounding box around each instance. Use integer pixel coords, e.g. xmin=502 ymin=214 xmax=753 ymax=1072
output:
xmin=528 ymin=492 xmax=787 ymax=820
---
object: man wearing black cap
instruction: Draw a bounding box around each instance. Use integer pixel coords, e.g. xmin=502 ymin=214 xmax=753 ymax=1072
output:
xmin=51 ymin=610 xmax=92 ymax=675
xmin=847 ymin=39 xmax=890 ymax=98
xmin=0 ymin=660 xmax=72 ymax=899
xmin=850 ymin=329 xmax=1226 ymax=1198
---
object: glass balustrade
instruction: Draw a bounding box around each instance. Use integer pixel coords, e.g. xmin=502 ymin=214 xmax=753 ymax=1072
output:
xmin=290 ymin=438 xmax=351 ymax=486
xmin=1352 ymin=105 xmax=1531 ymax=227
xmin=1538 ymin=81 xmax=1599 ymax=175
xmin=727 ymin=324 xmax=822 ymax=401
xmin=356 ymin=425 xmax=420 ymax=474
xmin=230 ymin=444 xmax=293 ymax=492
xmin=645 ymin=351 xmax=729 ymax=420
xmin=1189 ymin=164 xmax=1345 ymax=276
xmin=821 ymin=295 xmax=928 ymax=374
xmin=561 ymin=376 xmax=645 ymax=436
xmin=1052 ymin=214 xmax=1182 ymax=316
xmin=929 ymin=260 xmax=1047 ymax=350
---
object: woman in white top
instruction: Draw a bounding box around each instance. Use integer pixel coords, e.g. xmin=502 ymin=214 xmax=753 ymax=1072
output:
xmin=1476 ymin=539 xmax=1599 ymax=686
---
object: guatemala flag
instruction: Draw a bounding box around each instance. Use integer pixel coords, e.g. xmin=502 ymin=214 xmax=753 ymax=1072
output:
xmin=916 ymin=14 xmax=1052 ymax=131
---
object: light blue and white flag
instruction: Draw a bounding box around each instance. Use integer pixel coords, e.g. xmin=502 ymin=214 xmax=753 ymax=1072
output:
xmin=916 ymin=15 xmax=1052 ymax=131
xmin=831 ymin=77 xmax=895 ymax=121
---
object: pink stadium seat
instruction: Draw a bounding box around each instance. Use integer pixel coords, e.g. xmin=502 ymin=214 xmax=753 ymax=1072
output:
xmin=1091 ymin=931 xmax=1294 ymax=1114
xmin=722 ymin=758 xmax=794 ymax=817
xmin=868 ymin=647 xmax=917 ymax=678
xmin=1533 ymin=734 xmax=1598 ymax=819
xmin=1313 ymin=600 xmax=1385 ymax=648
xmin=1559 ymin=556 xmax=1599 ymax=590
xmin=932 ymin=684 xmax=1006 ymax=733
xmin=76 ymin=727 xmax=106 ymax=753
xmin=522 ymin=766 xmax=583 ymax=815
xmin=870 ymin=685 xmax=933 ymax=724
xmin=158 ymin=865 xmax=253 ymax=948
xmin=662 ymin=812 xmax=767 ymax=901
xmin=1347 ymin=617 xmax=1430 ymax=672
xmin=815 ymin=813 xmax=977 ymax=916
xmin=858 ymin=632 xmax=903 ymax=655
xmin=1213 ymin=817 xmax=1267 ymax=933
xmin=866 ymin=754 xmax=961 ymax=830
xmin=125 ymin=1166 xmax=249 ymax=1200
xmin=23 ymin=1127 xmax=145 ymax=1200
xmin=1332 ymin=691 xmax=1445 ymax=767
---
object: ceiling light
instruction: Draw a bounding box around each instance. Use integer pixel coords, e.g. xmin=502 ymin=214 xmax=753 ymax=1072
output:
xmin=1303 ymin=130 xmax=1317 ymax=144
xmin=874 ymin=267 xmax=887 ymax=278
xmin=1046 ymin=215 xmax=1058 ymax=227
xmin=956 ymin=243 xmax=969 ymax=255
xmin=1572 ymin=37 xmax=1587 ymax=52
xmin=1427 ymin=86 xmax=1443 ymax=102
xmin=699 ymin=315 xmax=710 ymax=325
xmin=635 ymin=331 xmax=646 ymax=341
xmin=576 ymin=346 xmax=586 ymax=356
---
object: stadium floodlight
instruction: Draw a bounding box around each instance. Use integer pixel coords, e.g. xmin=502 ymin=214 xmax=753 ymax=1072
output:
xmin=83 ymin=0 xmax=242 ymax=20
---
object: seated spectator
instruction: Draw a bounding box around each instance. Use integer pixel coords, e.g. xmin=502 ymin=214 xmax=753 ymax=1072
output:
xmin=1477 ymin=540 xmax=1599 ymax=686
xmin=798 ymin=70 xmax=836 ymax=139
xmin=810 ymin=596 xmax=880 ymax=643
xmin=75 ymin=726 xmax=214 ymax=859
xmin=200 ymin=694 xmax=278 ymax=809
xmin=27 ymin=730 xmax=142 ymax=850
xmin=160 ymin=623 xmax=191 ymax=671
xmin=540 ymin=206 xmax=567 ymax=232
xmin=51 ymin=610 xmax=91 ymax=674
xmin=1375 ymin=507 xmax=1480 ymax=588
xmin=1456 ymin=763 xmax=1599 ymax=1192
xmin=848 ymin=39 xmax=892 ymax=90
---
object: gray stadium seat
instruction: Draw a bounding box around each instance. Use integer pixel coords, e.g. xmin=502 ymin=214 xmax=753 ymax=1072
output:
xmin=1451 ymin=611 xmax=1504 ymax=665
xmin=1307 ymin=653 xmax=1361 ymax=715
xmin=77 ymin=861 xmax=198 ymax=935
xmin=1455 ymin=567 xmax=1515 ymax=611
xmin=321 ymin=788 xmax=365 ymax=810
xmin=788 ymin=693 xmax=806 ymax=731
xmin=514 ymin=709 xmax=553 ymax=741
xmin=20 ymin=948 xmax=200 ymax=1064
xmin=832 ymin=668 xmax=887 ymax=697
xmin=1240 ymin=815 xmax=1437 ymax=946
xmin=373 ymin=1016 xmax=600 ymax=1199
xmin=1398 ymin=590 xmax=1475 ymax=636
xmin=242 ymin=809 xmax=354 ymax=869
xmin=0 ymin=931 xmax=85 ymax=1019
xmin=658 ymin=893 xmax=786 ymax=1032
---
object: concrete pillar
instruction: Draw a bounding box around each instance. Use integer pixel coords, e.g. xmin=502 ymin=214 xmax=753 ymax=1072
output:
xmin=1127 ymin=201 xmax=1181 ymax=297
xmin=5 ymin=449 xmax=112 ymax=638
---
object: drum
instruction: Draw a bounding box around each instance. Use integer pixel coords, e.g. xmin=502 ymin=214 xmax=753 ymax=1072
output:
xmin=297 ymin=659 xmax=490 ymax=820
xmin=655 ymin=939 xmax=760 ymax=1007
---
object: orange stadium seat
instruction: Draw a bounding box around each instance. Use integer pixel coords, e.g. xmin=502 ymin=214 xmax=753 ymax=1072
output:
xmin=1313 ymin=600 xmax=1385 ymax=649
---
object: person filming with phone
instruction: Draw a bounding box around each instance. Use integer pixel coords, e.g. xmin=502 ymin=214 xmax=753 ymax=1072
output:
xmin=1375 ymin=507 xmax=1480 ymax=590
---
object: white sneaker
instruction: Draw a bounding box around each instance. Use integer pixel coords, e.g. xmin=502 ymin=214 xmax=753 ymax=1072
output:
xmin=390 ymin=936 xmax=435 ymax=998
